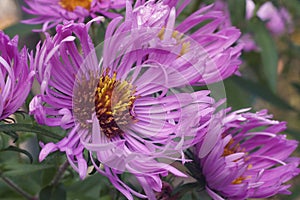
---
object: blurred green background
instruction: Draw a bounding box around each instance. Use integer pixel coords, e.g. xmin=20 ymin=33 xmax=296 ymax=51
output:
xmin=1 ymin=0 xmax=300 ymax=199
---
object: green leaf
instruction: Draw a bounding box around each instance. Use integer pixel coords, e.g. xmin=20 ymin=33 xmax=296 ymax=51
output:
xmin=231 ymin=76 xmax=295 ymax=111
xmin=3 ymin=23 xmax=41 ymax=38
xmin=0 ymin=179 xmax=27 ymax=200
xmin=228 ymin=0 xmax=246 ymax=28
xmin=66 ymin=173 xmax=112 ymax=200
xmin=41 ymin=169 xmax=57 ymax=187
xmin=172 ymin=182 xmax=200 ymax=196
xmin=249 ymin=18 xmax=278 ymax=92
xmin=286 ymin=128 xmax=300 ymax=141
xmin=2 ymin=131 xmax=18 ymax=143
xmin=224 ymin=78 xmax=253 ymax=110
xmin=1 ymin=146 xmax=33 ymax=163
xmin=0 ymin=133 xmax=11 ymax=150
xmin=3 ymin=164 xmax=54 ymax=176
xmin=100 ymin=195 xmax=113 ymax=200
xmin=292 ymin=82 xmax=300 ymax=94
xmin=0 ymin=124 xmax=63 ymax=140
xmin=282 ymin=0 xmax=300 ymax=17
xmin=39 ymin=184 xmax=66 ymax=200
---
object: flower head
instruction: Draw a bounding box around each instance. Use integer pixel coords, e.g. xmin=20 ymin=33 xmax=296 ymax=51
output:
xmin=30 ymin=14 xmax=218 ymax=198
xmin=22 ymin=0 xmax=128 ymax=31
xmin=0 ymin=31 xmax=34 ymax=121
xmin=195 ymin=109 xmax=300 ymax=199
xmin=127 ymin=1 xmax=242 ymax=85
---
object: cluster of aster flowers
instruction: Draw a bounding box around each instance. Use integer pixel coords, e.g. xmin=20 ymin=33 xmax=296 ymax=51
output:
xmin=209 ymin=0 xmax=293 ymax=52
xmin=1 ymin=0 xmax=299 ymax=200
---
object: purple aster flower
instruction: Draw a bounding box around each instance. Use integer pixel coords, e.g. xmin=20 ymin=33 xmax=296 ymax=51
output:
xmin=256 ymin=2 xmax=293 ymax=36
xmin=195 ymin=109 xmax=300 ymax=199
xmin=29 ymin=13 xmax=219 ymax=198
xmin=244 ymin=1 xmax=293 ymax=50
xmin=0 ymin=31 xmax=35 ymax=121
xmin=126 ymin=1 xmax=243 ymax=85
xmin=245 ymin=0 xmax=255 ymax=20
xmin=204 ymin=0 xmax=257 ymax=53
xmin=22 ymin=0 xmax=128 ymax=31
xmin=210 ymin=0 xmax=293 ymax=52
xmin=208 ymin=0 xmax=231 ymax=28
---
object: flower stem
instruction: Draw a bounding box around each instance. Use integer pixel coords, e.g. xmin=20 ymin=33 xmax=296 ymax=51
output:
xmin=1 ymin=175 xmax=38 ymax=200
xmin=50 ymin=160 xmax=69 ymax=186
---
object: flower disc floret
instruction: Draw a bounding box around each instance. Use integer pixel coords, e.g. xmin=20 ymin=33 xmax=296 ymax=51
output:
xmin=59 ymin=0 xmax=92 ymax=11
xmin=94 ymin=70 xmax=137 ymax=139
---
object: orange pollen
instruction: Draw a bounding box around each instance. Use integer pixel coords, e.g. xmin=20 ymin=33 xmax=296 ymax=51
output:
xmin=59 ymin=0 xmax=92 ymax=11
xmin=94 ymin=71 xmax=137 ymax=139
xmin=222 ymin=138 xmax=252 ymax=185
xmin=231 ymin=176 xmax=246 ymax=184
xmin=158 ymin=27 xmax=190 ymax=56
xmin=222 ymin=138 xmax=241 ymax=157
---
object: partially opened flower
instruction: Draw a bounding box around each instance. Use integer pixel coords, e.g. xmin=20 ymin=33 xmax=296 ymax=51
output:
xmin=127 ymin=0 xmax=242 ymax=85
xmin=195 ymin=109 xmax=300 ymax=200
xmin=23 ymin=0 xmax=128 ymax=31
xmin=0 ymin=31 xmax=34 ymax=121
xmin=30 ymin=15 xmax=218 ymax=198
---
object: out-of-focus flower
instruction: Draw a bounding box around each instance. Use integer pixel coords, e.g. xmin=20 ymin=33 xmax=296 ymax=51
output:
xmin=0 ymin=31 xmax=34 ymax=121
xmin=245 ymin=0 xmax=255 ymax=20
xmin=245 ymin=1 xmax=293 ymax=51
xmin=128 ymin=0 xmax=242 ymax=84
xmin=256 ymin=2 xmax=293 ymax=36
xmin=22 ymin=0 xmax=128 ymax=31
xmin=239 ymin=33 xmax=259 ymax=52
xmin=211 ymin=0 xmax=293 ymax=52
xmin=30 ymin=17 xmax=217 ymax=199
xmin=195 ymin=109 xmax=300 ymax=200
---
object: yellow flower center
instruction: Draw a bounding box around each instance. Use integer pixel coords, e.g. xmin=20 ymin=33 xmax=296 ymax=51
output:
xmin=158 ymin=27 xmax=190 ymax=56
xmin=59 ymin=0 xmax=92 ymax=11
xmin=94 ymin=70 xmax=137 ymax=139
xmin=222 ymin=138 xmax=251 ymax=185
xmin=222 ymin=138 xmax=240 ymax=157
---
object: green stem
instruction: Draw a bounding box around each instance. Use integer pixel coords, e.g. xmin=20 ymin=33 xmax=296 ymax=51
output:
xmin=1 ymin=175 xmax=37 ymax=200
xmin=50 ymin=160 xmax=69 ymax=186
